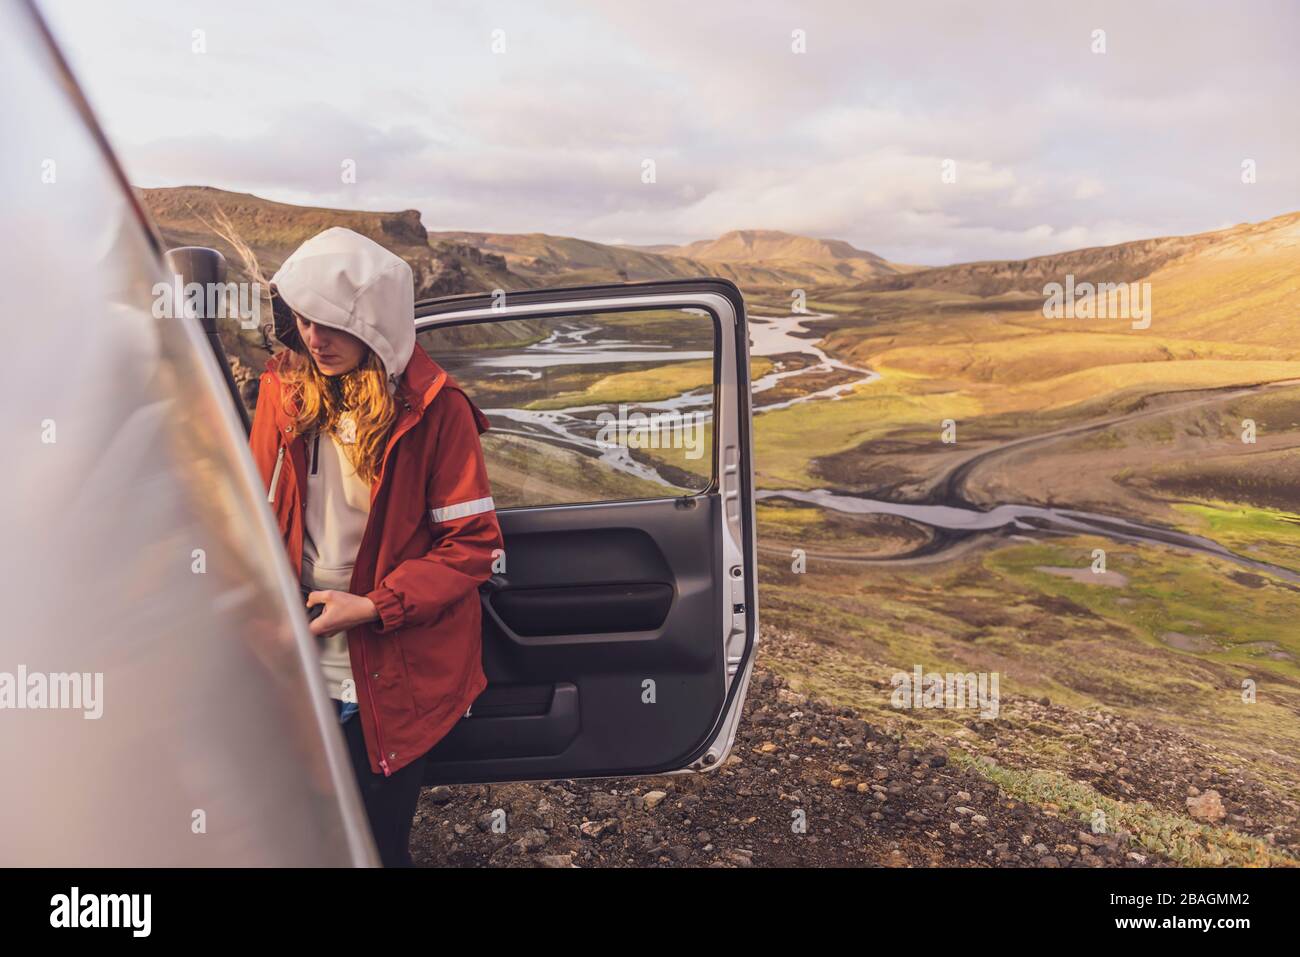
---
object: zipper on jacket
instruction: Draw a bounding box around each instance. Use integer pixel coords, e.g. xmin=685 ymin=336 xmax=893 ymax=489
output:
xmin=360 ymin=639 xmax=392 ymax=777
xmin=267 ymin=445 xmax=286 ymax=504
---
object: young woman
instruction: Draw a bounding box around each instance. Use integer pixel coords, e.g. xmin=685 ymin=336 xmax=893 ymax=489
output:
xmin=248 ymin=226 xmax=502 ymax=867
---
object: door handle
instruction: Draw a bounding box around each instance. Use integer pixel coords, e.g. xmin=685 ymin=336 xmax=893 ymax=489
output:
xmin=479 ymin=573 xmax=509 ymax=594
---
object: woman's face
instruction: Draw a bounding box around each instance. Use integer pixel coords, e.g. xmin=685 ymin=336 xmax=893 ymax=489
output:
xmin=295 ymin=313 xmax=367 ymax=376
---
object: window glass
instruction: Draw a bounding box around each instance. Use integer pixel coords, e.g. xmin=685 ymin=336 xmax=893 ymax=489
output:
xmin=418 ymin=307 xmax=715 ymax=508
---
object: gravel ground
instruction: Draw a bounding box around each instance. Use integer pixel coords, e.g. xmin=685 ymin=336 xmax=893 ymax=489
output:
xmin=410 ymin=664 xmax=1179 ymax=868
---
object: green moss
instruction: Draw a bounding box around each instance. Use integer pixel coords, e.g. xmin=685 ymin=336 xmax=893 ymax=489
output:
xmin=983 ymin=538 xmax=1300 ymax=679
xmin=1172 ymin=500 xmax=1300 ymax=573
xmin=954 ymin=753 xmax=1295 ymax=867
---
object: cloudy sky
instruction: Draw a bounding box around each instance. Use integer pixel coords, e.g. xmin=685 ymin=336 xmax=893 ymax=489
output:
xmin=41 ymin=0 xmax=1300 ymax=265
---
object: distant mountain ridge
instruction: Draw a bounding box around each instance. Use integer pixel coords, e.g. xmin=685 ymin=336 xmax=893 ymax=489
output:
xmin=141 ymin=186 xmax=1298 ymax=307
xmin=140 ymin=186 xmax=521 ymax=300
xmin=139 ymin=186 xmax=535 ymax=373
xmin=428 ymin=227 xmax=904 ymax=287
xmin=851 ymin=212 xmax=1300 ymax=298
xmin=658 ymin=229 xmax=905 ymax=277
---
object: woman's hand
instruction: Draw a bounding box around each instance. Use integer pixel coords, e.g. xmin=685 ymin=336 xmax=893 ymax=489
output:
xmin=306 ymin=590 xmax=379 ymax=637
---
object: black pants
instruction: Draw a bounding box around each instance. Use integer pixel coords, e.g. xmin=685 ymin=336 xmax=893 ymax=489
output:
xmin=340 ymin=711 xmax=429 ymax=867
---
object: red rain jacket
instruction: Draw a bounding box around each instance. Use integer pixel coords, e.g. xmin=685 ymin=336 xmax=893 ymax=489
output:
xmin=250 ymin=344 xmax=502 ymax=775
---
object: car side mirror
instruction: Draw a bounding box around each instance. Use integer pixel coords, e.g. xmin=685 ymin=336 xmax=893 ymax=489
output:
xmin=164 ymin=245 xmax=249 ymax=433
xmin=164 ymin=246 xmax=227 ymax=334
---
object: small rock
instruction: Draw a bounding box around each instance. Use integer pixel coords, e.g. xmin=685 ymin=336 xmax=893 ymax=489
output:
xmin=589 ymin=792 xmax=620 ymax=814
xmin=514 ymin=828 xmax=549 ymax=852
xmin=1186 ymin=789 xmax=1227 ymax=823
xmin=579 ymin=819 xmax=618 ymax=839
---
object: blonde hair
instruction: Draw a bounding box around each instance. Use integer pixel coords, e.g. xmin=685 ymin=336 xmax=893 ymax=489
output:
xmin=278 ymin=348 xmax=397 ymax=485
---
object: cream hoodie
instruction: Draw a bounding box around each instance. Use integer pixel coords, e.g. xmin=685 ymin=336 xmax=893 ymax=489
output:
xmin=270 ymin=228 xmax=417 ymax=702
xmin=301 ymin=425 xmax=368 ymax=701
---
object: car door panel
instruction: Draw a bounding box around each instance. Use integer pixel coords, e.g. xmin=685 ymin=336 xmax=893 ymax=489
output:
xmin=483 ymin=520 xmax=681 ymax=642
xmin=491 ymin=582 xmax=674 ymax=638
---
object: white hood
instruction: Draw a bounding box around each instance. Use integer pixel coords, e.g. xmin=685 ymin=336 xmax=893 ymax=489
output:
xmin=270 ymin=227 xmax=416 ymax=387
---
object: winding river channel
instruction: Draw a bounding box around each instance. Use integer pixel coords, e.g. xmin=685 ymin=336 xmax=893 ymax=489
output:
xmin=456 ymin=311 xmax=1297 ymax=581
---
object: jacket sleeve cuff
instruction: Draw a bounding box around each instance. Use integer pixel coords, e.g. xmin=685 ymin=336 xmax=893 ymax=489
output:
xmin=365 ymin=585 xmax=406 ymax=633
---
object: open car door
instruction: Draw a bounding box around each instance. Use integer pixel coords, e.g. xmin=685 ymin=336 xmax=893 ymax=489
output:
xmin=416 ymin=282 xmax=758 ymax=784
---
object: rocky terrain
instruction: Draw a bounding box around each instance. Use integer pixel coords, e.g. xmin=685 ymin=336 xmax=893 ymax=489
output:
xmin=406 ymin=628 xmax=1300 ymax=868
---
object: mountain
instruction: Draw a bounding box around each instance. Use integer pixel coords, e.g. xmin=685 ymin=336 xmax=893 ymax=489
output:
xmin=657 ymin=228 xmax=906 ymax=282
xmin=142 ymin=185 xmax=1299 ymax=355
xmin=431 ymin=228 xmax=905 ymax=288
xmin=140 ymin=186 xmax=525 ymax=301
xmin=143 ymin=187 xmax=907 ymax=295
xmin=849 ymin=211 xmax=1300 ymax=301
xmin=429 ymin=230 xmax=712 ymax=284
xmin=139 ymin=186 xmax=532 ymax=375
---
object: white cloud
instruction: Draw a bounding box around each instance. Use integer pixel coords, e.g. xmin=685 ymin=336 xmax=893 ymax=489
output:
xmin=40 ymin=0 xmax=1300 ymax=264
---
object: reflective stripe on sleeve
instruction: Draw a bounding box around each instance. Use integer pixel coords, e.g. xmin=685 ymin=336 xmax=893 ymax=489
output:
xmin=429 ymin=495 xmax=495 ymax=523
